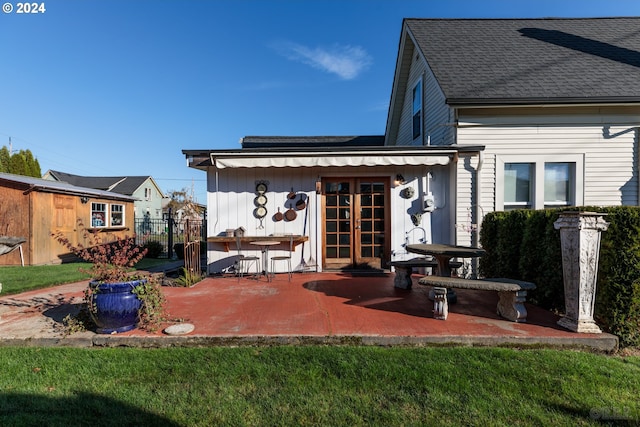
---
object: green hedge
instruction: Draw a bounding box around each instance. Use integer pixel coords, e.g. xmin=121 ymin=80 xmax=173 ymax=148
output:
xmin=479 ymin=206 xmax=640 ymax=348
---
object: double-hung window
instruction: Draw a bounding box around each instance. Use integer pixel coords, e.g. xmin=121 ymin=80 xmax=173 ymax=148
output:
xmin=498 ymin=155 xmax=583 ymax=211
xmin=412 ymin=80 xmax=422 ymax=140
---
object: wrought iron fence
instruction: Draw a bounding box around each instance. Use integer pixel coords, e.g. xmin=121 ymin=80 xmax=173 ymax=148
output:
xmin=134 ymin=218 xmax=206 ymax=259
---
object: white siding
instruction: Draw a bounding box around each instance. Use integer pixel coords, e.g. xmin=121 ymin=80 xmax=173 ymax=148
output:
xmin=204 ymin=164 xmax=451 ymax=273
xmin=457 ymin=109 xmax=640 ymax=226
xmin=454 ymin=153 xmax=479 ymax=248
xmin=395 ymin=54 xmax=453 ymax=147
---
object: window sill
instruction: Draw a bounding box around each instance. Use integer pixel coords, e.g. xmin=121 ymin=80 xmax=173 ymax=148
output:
xmin=88 ymin=227 xmax=130 ymax=232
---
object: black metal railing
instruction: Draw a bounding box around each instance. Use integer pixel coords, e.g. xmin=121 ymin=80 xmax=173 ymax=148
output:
xmin=134 ymin=217 xmax=205 ymax=259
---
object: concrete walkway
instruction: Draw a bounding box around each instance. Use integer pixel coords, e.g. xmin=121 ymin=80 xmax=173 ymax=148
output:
xmin=0 ymin=272 xmax=618 ymax=351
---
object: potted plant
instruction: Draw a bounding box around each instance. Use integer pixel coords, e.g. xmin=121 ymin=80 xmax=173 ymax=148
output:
xmin=52 ymin=220 xmax=165 ymax=334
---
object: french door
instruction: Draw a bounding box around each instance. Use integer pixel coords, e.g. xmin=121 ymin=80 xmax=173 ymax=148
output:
xmin=322 ymin=178 xmax=390 ymax=270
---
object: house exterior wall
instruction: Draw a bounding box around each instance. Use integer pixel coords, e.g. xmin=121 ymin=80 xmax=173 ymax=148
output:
xmin=456 ymin=106 xmax=640 ymax=241
xmin=394 ymin=52 xmax=454 ymax=147
xmin=0 ymin=184 xmax=134 ymax=266
xmin=204 ymin=164 xmax=450 ymax=274
xmin=132 ymin=177 xmax=164 ymax=221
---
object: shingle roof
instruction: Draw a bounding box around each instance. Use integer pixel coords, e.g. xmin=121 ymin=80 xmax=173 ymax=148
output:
xmin=405 ymin=17 xmax=640 ymax=105
xmin=47 ymin=171 xmax=153 ymax=196
xmin=241 ymin=135 xmax=385 ymax=149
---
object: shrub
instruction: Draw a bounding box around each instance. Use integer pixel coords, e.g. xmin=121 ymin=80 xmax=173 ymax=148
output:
xmin=479 ymin=206 xmax=640 ymax=347
xmin=173 ymin=241 xmax=206 ymax=260
xmin=143 ymin=241 xmax=164 ymax=258
xmin=174 ymin=243 xmax=185 ymax=259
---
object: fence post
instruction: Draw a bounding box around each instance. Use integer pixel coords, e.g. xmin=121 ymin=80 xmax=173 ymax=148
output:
xmin=168 ymin=207 xmax=174 ymax=259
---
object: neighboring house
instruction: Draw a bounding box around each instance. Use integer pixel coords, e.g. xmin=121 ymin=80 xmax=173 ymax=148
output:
xmin=0 ymin=172 xmax=136 ymax=266
xmin=42 ymin=170 xmax=167 ymax=223
xmin=184 ymin=17 xmax=640 ymax=275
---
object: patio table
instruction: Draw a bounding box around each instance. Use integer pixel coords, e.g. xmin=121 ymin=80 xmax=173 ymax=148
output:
xmin=406 ymin=243 xmax=486 ymax=303
xmin=250 ymin=240 xmax=280 ymax=280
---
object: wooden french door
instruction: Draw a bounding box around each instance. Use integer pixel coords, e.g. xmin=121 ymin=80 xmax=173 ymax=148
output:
xmin=322 ymin=178 xmax=390 ymax=270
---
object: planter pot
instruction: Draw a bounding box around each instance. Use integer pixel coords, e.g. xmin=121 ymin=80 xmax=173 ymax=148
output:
xmin=90 ymin=279 xmax=144 ymax=334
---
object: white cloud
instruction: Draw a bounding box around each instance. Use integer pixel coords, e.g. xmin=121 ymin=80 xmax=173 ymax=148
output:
xmin=273 ymin=41 xmax=372 ymax=80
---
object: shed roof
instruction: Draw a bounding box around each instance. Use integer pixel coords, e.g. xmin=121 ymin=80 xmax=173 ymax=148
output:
xmin=405 ymin=17 xmax=640 ymax=105
xmin=0 ymin=172 xmax=136 ymax=201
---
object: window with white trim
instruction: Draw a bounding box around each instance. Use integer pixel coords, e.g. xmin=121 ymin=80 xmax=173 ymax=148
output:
xmin=91 ymin=202 xmax=126 ymax=228
xmin=412 ymin=80 xmax=422 ymax=140
xmin=497 ymin=154 xmax=583 ymax=211
xmin=504 ymin=163 xmax=533 ymax=210
xmin=91 ymin=203 xmax=107 ymax=227
xmin=111 ymin=204 xmax=124 ymax=226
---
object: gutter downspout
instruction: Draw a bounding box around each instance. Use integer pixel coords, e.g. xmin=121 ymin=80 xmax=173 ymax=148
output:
xmin=212 ymin=158 xmax=220 ymax=235
xmin=473 ymin=151 xmax=484 ymax=277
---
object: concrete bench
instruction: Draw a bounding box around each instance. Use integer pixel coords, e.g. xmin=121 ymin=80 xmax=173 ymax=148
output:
xmin=417 ymin=276 xmax=536 ymax=322
xmin=389 ymin=258 xmax=462 ymax=289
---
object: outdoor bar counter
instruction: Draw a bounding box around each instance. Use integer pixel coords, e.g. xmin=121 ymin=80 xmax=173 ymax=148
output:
xmin=208 ymin=235 xmax=308 ymax=252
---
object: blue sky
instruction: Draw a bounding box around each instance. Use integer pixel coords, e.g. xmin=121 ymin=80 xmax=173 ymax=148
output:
xmin=1 ymin=0 xmax=639 ymax=203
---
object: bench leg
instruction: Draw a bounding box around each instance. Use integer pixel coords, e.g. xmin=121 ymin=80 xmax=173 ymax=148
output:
xmin=497 ymin=290 xmax=528 ymax=322
xmin=393 ymin=266 xmax=413 ymax=290
xmin=433 ymin=287 xmax=448 ymax=320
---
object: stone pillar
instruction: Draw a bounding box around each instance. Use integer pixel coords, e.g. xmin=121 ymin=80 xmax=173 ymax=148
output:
xmin=554 ymin=211 xmax=609 ymax=333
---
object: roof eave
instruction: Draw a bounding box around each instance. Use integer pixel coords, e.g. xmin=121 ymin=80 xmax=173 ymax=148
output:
xmin=447 ymin=97 xmax=640 ymax=108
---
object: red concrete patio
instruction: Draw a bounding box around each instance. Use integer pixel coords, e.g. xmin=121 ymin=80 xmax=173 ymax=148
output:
xmin=0 ymin=271 xmax=618 ymax=351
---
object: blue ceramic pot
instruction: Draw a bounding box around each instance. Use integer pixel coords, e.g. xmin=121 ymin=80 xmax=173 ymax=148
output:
xmin=90 ymin=279 xmax=144 ymax=334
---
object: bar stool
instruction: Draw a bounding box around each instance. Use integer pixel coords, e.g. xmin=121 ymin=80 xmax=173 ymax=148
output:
xmin=235 ymin=236 xmax=259 ymax=280
xmin=270 ymin=235 xmax=293 ymax=281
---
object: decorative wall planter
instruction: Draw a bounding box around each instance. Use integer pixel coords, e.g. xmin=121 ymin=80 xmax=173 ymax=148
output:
xmin=90 ymin=279 xmax=144 ymax=334
xmin=554 ymin=212 xmax=609 ymax=333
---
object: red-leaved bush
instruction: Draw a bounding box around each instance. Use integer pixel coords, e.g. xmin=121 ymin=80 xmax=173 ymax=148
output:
xmin=52 ymin=219 xmax=148 ymax=283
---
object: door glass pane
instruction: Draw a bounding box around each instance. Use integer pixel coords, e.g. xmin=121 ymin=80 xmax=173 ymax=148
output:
xmin=504 ymin=163 xmax=532 ymax=210
xmin=325 ymin=181 xmax=351 ymax=261
xmin=545 ymin=163 xmax=572 ymax=207
xmin=362 ymin=247 xmax=373 ymax=257
xmin=361 ymin=194 xmax=372 ymax=206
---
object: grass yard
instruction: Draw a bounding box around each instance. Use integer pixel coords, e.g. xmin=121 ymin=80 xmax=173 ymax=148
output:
xmin=0 ymin=346 xmax=638 ymax=426
xmin=0 ymin=258 xmax=173 ymax=296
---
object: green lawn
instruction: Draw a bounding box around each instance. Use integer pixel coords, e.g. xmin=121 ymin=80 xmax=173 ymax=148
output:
xmin=0 ymin=258 xmax=174 ymax=295
xmin=0 ymin=347 xmax=638 ymax=426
